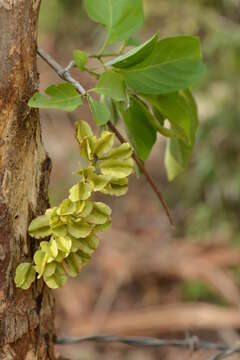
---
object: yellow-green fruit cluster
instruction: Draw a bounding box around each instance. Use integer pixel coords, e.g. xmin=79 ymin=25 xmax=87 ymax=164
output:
xmin=15 ymin=121 xmax=134 ymax=290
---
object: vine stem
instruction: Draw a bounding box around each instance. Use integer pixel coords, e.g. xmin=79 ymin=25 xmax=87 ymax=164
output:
xmin=37 ymin=47 xmax=174 ymax=226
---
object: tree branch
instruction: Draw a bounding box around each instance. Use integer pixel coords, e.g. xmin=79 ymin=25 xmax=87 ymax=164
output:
xmin=37 ymin=47 xmax=174 ymax=226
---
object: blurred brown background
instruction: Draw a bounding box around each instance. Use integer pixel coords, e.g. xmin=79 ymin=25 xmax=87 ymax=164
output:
xmin=38 ymin=1 xmax=240 ymax=358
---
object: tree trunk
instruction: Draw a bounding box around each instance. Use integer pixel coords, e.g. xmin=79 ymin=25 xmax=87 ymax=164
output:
xmin=0 ymin=1 xmax=55 ymax=359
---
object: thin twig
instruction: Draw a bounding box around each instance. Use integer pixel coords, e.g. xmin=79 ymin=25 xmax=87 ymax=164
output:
xmin=37 ymin=47 xmax=86 ymax=95
xmin=36 ymin=46 xmax=174 ymax=225
xmin=54 ymin=334 xmax=240 ymax=359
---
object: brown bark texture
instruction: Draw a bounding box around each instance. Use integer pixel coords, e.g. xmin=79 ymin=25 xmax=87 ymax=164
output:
xmin=0 ymin=1 xmax=55 ymax=359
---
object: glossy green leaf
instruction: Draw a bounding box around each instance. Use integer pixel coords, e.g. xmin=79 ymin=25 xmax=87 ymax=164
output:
xmin=94 ymin=131 xmax=114 ymax=158
xmin=100 ymin=157 xmax=134 ymax=179
xmin=85 ymin=0 xmax=144 ymax=45
xmin=73 ymin=50 xmax=88 ymax=71
xmin=121 ymin=36 xmax=205 ymax=94
xmin=28 ymin=83 xmax=82 ymax=112
xmin=120 ymin=97 xmax=157 ymax=161
xmin=15 ymin=263 xmax=36 ymax=289
xmin=28 ymin=214 xmax=51 ymax=239
xmin=95 ymin=71 xmax=126 ymax=101
xmin=88 ymin=98 xmax=111 ymax=126
xmin=164 ymin=90 xmax=198 ymax=180
xmin=107 ymin=34 xmax=158 ymax=68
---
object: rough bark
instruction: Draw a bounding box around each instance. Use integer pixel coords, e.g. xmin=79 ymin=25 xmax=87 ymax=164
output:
xmin=0 ymin=1 xmax=55 ymax=359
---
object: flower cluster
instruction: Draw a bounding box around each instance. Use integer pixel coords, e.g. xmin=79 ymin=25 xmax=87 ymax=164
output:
xmin=15 ymin=121 xmax=134 ymax=290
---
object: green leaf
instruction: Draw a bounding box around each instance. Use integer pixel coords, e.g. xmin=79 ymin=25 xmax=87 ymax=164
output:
xmin=28 ymin=214 xmax=51 ymax=239
xmin=88 ymin=98 xmax=111 ymax=126
xmin=164 ymin=90 xmax=198 ymax=180
xmin=94 ymin=131 xmax=115 ymax=158
xmin=107 ymin=34 xmax=158 ymax=68
xmin=95 ymin=71 xmax=126 ymax=101
xmin=121 ymin=36 xmax=205 ymax=94
xmin=100 ymin=157 xmax=134 ymax=179
xmin=85 ymin=0 xmax=144 ymax=45
xmin=28 ymin=83 xmax=83 ymax=112
xmin=125 ymin=36 xmax=142 ymax=46
xmin=15 ymin=263 xmax=36 ymax=290
xmin=73 ymin=50 xmax=88 ymax=71
xmin=120 ymin=97 xmax=157 ymax=161
xmin=143 ymin=90 xmax=197 ymax=145
xmin=142 ymin=108 xmax=182 ymax=140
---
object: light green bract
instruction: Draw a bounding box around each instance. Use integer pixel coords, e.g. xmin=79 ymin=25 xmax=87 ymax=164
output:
xmin=15 ymin=120 xmax=134 ymax=290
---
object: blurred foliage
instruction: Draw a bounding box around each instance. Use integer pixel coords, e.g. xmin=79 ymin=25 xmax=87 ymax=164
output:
xmin=181 ymin=280 xmax=225 ymax=305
